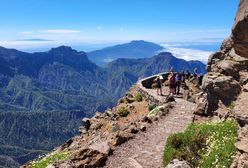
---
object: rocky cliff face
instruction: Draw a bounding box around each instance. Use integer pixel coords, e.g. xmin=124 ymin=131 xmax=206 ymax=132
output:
xmin=197 ymin=0 xmax=248 ymax=166
xmin=232 ymin=0 xmax=248 ymax=58
xmin=201 ymin=0 xmax=248 ymax=114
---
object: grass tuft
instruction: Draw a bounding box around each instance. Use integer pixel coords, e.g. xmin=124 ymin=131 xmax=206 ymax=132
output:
xmin=163 ymin=119 xmax=238 ymax=168
xmin=117 ymin=106 xmax=130 ymax=117
xmin=148 ymin=103 xmax=158 ymax=111
xmin=148 ymin=106 xmax=160 ymax=118
xmin=228 ymin=102 xmax=236 ymax=109
xmin=30 ymin=150 xmax=70 ymax=168
xmin=134 ymin=93 xmax=143 ymax=102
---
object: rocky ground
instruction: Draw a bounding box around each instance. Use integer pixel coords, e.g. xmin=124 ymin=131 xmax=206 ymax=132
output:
xmin=105 ymin=98 xmax=196 ymax=168
xmin=22 ymin=77 xmax=202 ymax=168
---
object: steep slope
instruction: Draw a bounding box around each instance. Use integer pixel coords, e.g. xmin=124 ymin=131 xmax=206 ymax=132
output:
xmin=108 ymin=52 xmax=206 ymax=77
xmin=0 ymin=46 xmax=114 ymax=167
xmin=0 ymin=45 xmax=205 ymax=167
xmin=22 ymin=78 xmax=197 ymax=168
xmin=194 ymin=0 xmax=248 ymax=166
xmin=87 ymin=40 xmax=164 ymax=66
xmin=106 ymin=52 xmax=206 ymax=98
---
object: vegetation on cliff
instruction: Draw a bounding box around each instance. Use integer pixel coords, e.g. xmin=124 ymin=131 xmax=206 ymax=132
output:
xmin=163 ymin=119 xmax=238 ymax=167
xmin=29 ymin=150 xmax=70 ymax=168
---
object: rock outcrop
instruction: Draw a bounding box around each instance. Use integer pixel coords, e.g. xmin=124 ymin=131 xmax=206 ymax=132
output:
xmin=232 ymin=0 xmax=248 ymax=59
xmin=196 ymin=0 xmax=248 ymax=166
xmin=21 ymin=84 xmax=169 ymax=167
xmin=201 ymin=0 xmax=248 ymax=115
xmin=22 ymin=72 xmax=200 ymax=168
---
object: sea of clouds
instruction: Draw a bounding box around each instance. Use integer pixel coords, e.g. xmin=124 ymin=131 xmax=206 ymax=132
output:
xmin=160 ymin=43 xmax=217 ymax=64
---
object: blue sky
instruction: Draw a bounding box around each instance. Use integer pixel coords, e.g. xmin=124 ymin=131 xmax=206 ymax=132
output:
xmin=0 ymin=0 xmax=240 ymax=51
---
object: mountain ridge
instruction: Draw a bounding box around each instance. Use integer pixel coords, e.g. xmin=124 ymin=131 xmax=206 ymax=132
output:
xmin=0 ymin=42 xmax=206 ymax=168
xmin=87 ymin=40 xmax=164 ymax=66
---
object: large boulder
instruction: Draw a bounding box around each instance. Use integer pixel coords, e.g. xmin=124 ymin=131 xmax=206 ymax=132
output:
xmin=201 ymin=73 xmax=241 ymax=114
xmin=197 ymin=0 xmax=248 ymax=116
xmin=89 ymin=141 xmax=112 ymax=155
xmin=235 ymin=140 xmax=248 ymax=153
xmin=232 ymin=0 xmax=248 ymax=58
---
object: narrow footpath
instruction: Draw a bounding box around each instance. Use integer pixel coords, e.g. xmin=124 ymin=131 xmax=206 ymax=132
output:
xmin=105 ymin=95 xmax=196 ymax=168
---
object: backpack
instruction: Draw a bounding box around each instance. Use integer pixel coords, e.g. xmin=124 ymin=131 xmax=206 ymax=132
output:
xmin=169 ymin=76 xmax=175 ymax=85
xmin=176 ymin=74 xmax=182 ymax=81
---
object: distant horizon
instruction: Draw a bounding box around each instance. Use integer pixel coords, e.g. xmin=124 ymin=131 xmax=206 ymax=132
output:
xmin=0 ymin=38 xmax=224 ymax=52
xmin=0 ymin=39 xmax=221 ymax=52
xmin=0 ymin=0 xmax=239 ymax=52
xmin=0 ymin=39 xmax=220 ymax=64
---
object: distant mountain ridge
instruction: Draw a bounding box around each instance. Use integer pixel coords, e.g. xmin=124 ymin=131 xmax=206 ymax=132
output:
xmin=0 ymin=42 xmax=206 ymax=168
xmin=87 ymin=40 xmax=164 ymax=66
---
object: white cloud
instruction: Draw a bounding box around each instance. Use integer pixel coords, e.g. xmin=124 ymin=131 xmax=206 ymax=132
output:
xmin=0 ymin=40 xmax=59 ymax=50
xmin=39 ymin=29 xmax=81 ymax=34
xmin=183 ymin=29 xmax=229 ymax=33
xmin=160 ymin=44 xmax=213 ymax=63
xmin=20 ymin=31 xmax=33 ymax=35
xmin=103 ymin=58 xmax=114 ymax=63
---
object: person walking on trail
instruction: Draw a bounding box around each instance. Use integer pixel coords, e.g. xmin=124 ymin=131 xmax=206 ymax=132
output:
xmin=175 ymin=72 xmax=182 ymax=95
xmin=198 ymin=73 xmax=204 ymax=86
xmin=168 ymin=72 xmax=176 ymax=97
xmin=154 ymin=75 xmax=163 ymax=96
xmin=181 ymin=71 xmax=185 ymax=82
xmin=186 ymin=70 xmax=191 ymax=79
xmin=192 ymin=67 xmax=199 ymax=85
xmin=193 ymin=67 xmax=198 ymax=78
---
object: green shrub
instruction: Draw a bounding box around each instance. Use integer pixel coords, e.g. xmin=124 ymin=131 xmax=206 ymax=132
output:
xmin=228 ymin=102 xmax=236 ymax=109
xmin=30 ymin=150 xmax=70 ymax=168
xmin=117 ymin=106 xmax=129 ymax=117
xmin=134 ymin=93 xmax=143 ymax=102
xmin=148 ymin=103 xmax=158 ymax=111
xmin=148 ymin=107 xmax=160 ymax=118
xmin=163 ymin=119 xmax=238 ymax=168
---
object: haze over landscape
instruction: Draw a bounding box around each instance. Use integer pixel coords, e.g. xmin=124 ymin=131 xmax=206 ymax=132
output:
xmin=0 ymin=0 xmax=239 ymax=61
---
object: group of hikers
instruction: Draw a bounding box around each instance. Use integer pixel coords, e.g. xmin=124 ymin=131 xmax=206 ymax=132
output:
xmin=154 ymin=68 xmax=204 ymax=97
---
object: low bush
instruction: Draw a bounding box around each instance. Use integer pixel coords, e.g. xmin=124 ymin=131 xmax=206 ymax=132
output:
xmin=134 ymin=93 xmax=143 ymax=102
xmin=30 ymin=150 xmax=70 ymax=168
xmin=148 ymin=103 xmax=158 ymax=111
xmin=117 ymin=106 xmax=130 ymax=117
xmin=163 ymin=119 xmax=238 ymax=167
xmin=228 ymin=102 xmax=236 ymax=109
xmin=148 ymin=106 xmax=160 ymax=118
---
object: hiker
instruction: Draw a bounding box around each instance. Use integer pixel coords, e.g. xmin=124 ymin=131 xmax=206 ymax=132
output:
xmin=154 ymin=75 xmax=163 ymax=95
xmin=186 ymin=70 xmax=191 ymax=79
xmin=168 ymin=72 xmax=176 ymax=97
xmin=193 ymin=67 xmax=198 ymax=78
xmin=198 ymin=73 xmax=204 ymax=86
xmin=181 ymin=71 xmax=185 ymax=82
xmin=82 ymin=118 xmax=91 ymax=133
xmin=175 ymin=72 xmax=182 ymax=95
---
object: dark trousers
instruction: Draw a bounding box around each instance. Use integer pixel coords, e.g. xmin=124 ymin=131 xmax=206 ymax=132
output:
xmin=176 ymin=81 xmax=181 ymax=94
